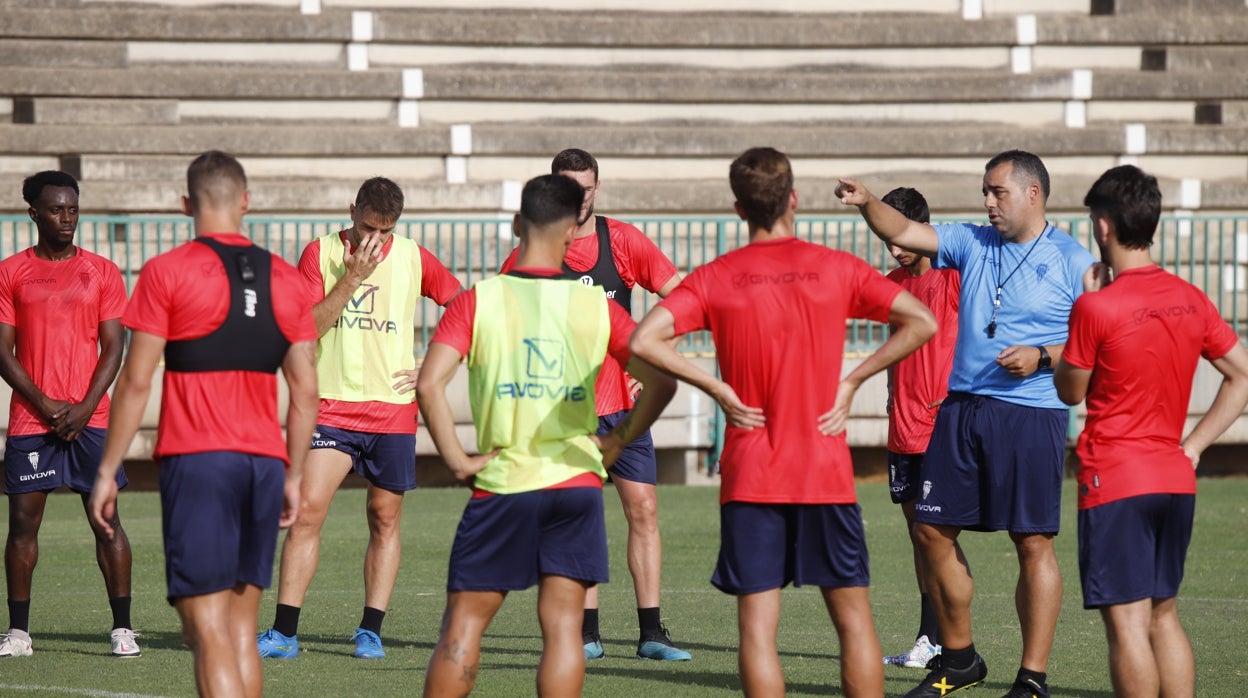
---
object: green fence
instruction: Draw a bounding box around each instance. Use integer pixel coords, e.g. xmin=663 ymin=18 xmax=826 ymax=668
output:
xmin=3 ymin=212 xmax=1246 ymax=353
xmin=3 ymin=212 xmax=1246 ymax=469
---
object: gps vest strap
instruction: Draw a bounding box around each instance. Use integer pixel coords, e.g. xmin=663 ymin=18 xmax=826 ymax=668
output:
xmin=164 ymin=237 xmax=289 ymax=374
xmin=562 ymin=216 xmax=631 ymax=313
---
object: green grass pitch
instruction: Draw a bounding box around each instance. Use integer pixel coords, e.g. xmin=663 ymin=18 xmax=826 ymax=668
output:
xmin=1 ymin=479 xmax=1245 ymax=697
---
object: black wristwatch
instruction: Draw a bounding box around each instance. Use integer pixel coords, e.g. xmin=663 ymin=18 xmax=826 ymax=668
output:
xmin=1036 ymin=345 xmax=1051 ymax=370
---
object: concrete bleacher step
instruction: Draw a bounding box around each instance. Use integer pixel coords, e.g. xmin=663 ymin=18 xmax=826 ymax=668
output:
xmin=0 ymin=39 xmax=126 ymax=68
xmin=10 ymin=121 xmax=1246 ymax=161
xmin=1 ymin=7 xmax=349 ymax=42
xmin=12 ymin=98 xmax=180 ymax=126
xmin=15 ymin=63 xmax=1199 ymax=113
xmin=12 ymin=5 xmax=1246 ymax=49
xmin=0 ymin=123 xmax=448 ymax=156
xmin=1152 ymin=46 xmax=1248 ymax=72
xmin=5 ymin=66 xmax=401 ymax=99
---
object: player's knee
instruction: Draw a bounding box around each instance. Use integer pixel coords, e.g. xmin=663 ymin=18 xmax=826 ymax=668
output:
xmin=1011 ymin=532 xmax=1056 ymax=562
xmin=911 ymin=522 xmax=948 ymax=550
xmin=366 ymin=504 xmax=402 ymax=538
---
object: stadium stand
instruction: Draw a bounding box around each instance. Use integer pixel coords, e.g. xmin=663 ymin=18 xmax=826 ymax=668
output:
xmin=2 ymin=0 xmax=1248 ymax=479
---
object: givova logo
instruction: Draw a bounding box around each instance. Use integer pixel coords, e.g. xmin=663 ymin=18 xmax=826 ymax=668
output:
xmin=494 ymin=337 xmax=587 ymax=402
xmin=524 ymin=338 xmax=563 ymax=379
xmin=19 ymin=450 xmax=56 ymax=483
xmin=334 ymin=283 xmax=398 ymax=334
xmin=916 ymin=479 xmax=942 ymax=513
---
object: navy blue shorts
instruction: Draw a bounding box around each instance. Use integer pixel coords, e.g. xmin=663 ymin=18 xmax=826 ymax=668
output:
xmin=598 ymin=410 xmax=656 ymax=485
xmin=159 ymin=452 xmax=285 ymax=603
xmin=711 ymin=502 xmax=870 ymax=595
xmin=447 ymin=487 xmax=608 ymax=592
xmin=887 ymin=451 xmax=923 ymax=504
xmin=4 ymin=428 xmax=127 ymax=495
xmin=311 ymin=425 xmax=416 ymax=491
xmin=916 ymin=392 xmax=1067 ymax=534
xmin=1078 ymin=493 xmax=1195 ymax=609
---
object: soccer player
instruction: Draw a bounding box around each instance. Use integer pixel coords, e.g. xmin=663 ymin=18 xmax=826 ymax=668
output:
xmin=630 ymin=147 xmax=937 ymax=697
xmin=89 ymin=151 xmax=319 ymax=697
xmin=878 ymin=187 xmax=962 ymax=670
xmin=837 ymin=150 xmax=1102 ymax=698
xmin=257 ymin=177 xmax=462 ymax=660
xmin=500 ymin=148 xmax=688 ymax=661
xmin=417 ymin=173 xmax=676 ymax=697
xmin=1054 ymin=164 xmax=1248 ymax=698
xmin=0 ymin=171 xmax=137 ymax=658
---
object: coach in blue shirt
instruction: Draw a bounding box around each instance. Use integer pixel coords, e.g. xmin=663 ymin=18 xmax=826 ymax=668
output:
xmin=837 ymin=150 xmax=1102 ymax=698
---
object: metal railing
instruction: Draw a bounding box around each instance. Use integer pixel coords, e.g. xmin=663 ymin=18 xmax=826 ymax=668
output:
xmin=4 ymin=212 xmax=1246 ymax=471
xmin=3 ymin=212 xmax=1245 ymax=351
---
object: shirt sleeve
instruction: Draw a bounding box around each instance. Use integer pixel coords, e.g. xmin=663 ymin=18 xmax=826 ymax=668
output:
xmin=1062 ymin=237 xmax=1098 ymax=300
xmin=121 ymin=261 xmax=172 ymax=339
xmin=98 ymin=259 xmax=128 ymax=322
xmin=933 ymin=223 xmax=974 ymax=271
xmin=657 ymin=271 xmax=710 ymax=335
xmin=850 ymin=256 xmax=904 ymax=323
xmin=1061 ymin=293 xmax=1102 ymax=370
xmin=297 ymin=240 xmax=326 ymax=308
xmin=0 ymin=265 xmax=16 ymax=326
xmin=612 ymin=221 xmax=678 ymax=292
xmin=419 ymin=246 xmax=463 ymax=306
xmin=606 ymin=301 xmax=636 ymax=366
xmin=1202 ymin=295 xmax=1240 ymax=361
xmin=429 ymin=289 xmax=476 ymax=356
xmin=271 ymin=258 xmax=319 ymax=344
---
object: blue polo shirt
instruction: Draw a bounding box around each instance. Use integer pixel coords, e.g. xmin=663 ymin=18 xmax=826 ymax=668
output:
xmin=934 ymin=222 xmax=1097 ymax=408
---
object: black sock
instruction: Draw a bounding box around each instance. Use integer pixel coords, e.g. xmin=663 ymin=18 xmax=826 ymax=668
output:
xmin=359 ymin=606 xmax=386 ymax=636
xmin=582 ymin=608 xmax=599 ymax=640
xmin=273 ymin=604 xmax=301 ymax=638
xmin=638 ymin=607 xmax=661 ymax=636
xmin=8 ymin=600 xmax=30 ymax=633
xmin=109 ymin=596 xmax=132 ymax=630
xmin=942 ymin=643 xmax=977 ymax=671
xmin=1018 ymin=667 xmax=1048 ymax=687
xmin=918 ymin=593 xmax=940 ymax=645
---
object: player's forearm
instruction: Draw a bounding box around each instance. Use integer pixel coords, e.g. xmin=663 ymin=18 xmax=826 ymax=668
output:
xmin=613 ymin=357 xmax=676 ymax=443
xmin=630 ymin=335 xmax=720 ymax=402
xmin=1183 ymin=373 xmax=1248 ymax=456
xmin=0 ymin=355 xmax=53 ymax=414
xmin=1052 ymin=360 xmax=1088 ymax=405
xmin=845 ymin=312 xmax=937 ymax=390
xmin=282 ymin=341 xmax=319 ymax=481
xmin=420 ymin=390 xmax=472 ymax=477
xmin=79 ymin=340 xmax=124 ymax=410
xmin=97 ymin=367 xmax=152 ymax=479
xmin=312 ymin=276 xmax=364 ymax=337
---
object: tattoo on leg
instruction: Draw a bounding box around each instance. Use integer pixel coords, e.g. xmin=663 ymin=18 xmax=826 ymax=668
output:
xmin=612 ymin=412 xmax=637 ymax=443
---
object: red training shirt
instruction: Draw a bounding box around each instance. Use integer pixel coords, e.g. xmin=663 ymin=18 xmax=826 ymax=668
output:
xmin=885 ymin=267 xmax=960 ymax=454
xmin=123 ymin=233 xmax=318 ymax=462
xmin=1063 ymin=266 xmax=1239 ymax=509
xmin=659 ymin=237 xmax=902 ymax=505
xmin=298 ymin=231 xmax=461 ymax=433
xmin=500 ymin=218 xmax=678 ymax=416
xmin=0 ymin=248 xmax=127 ymax=435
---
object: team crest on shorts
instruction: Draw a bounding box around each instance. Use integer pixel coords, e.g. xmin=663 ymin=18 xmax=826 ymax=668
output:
xmin=922 ymin=480 xmax=932 ymax=500
xmin=27 ymin=451 xmax=39 ymax=470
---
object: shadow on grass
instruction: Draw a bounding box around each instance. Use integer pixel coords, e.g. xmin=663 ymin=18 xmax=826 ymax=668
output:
xmin=35 ymin=629 xmax=188 ymax=655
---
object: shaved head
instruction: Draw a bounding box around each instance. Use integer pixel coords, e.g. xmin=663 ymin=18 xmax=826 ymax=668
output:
xmin=186 ymin=150 xmax=247 ymax=212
